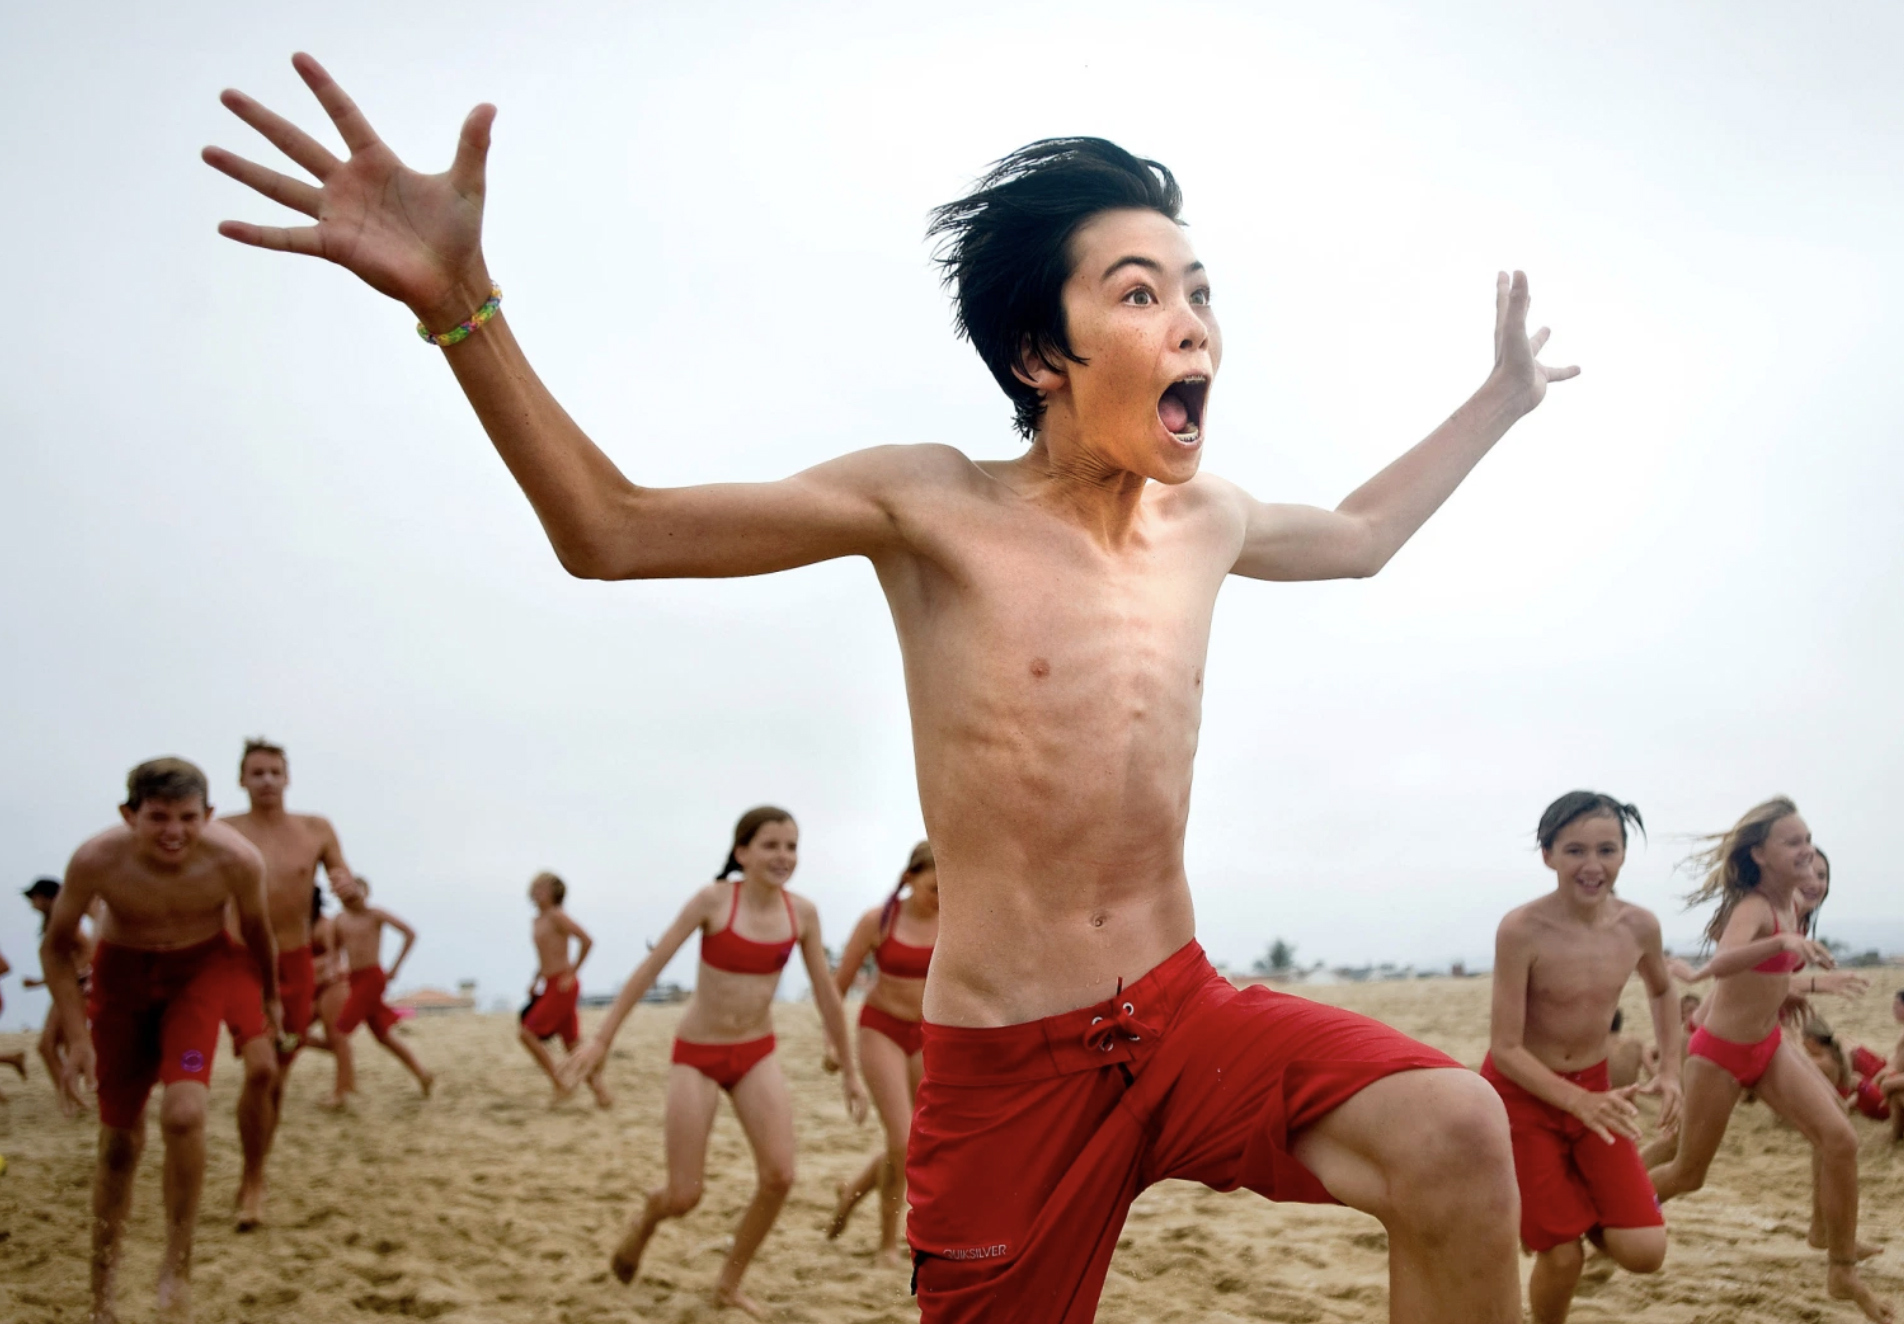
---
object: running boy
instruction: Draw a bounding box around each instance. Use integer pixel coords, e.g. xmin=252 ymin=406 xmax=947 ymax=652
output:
xmin=218 ymin=737 xmax=355 ymax=1225
xmin=41 ymin=758 xmax=275 ymax=1321
xmin=209 ymin=56 xmax=1581 ymax=1321
xmin=331 ymin=875 xmax=433 ymax=1098
xmin=518 ymin=870 xmax=610 ymax=1106
xmin=1486 ymin=792 xmax=1682 ymax=1324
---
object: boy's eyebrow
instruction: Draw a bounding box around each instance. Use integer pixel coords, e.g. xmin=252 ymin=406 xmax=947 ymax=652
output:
xmin=1101 ymin=256 xmax=1206 ymax=282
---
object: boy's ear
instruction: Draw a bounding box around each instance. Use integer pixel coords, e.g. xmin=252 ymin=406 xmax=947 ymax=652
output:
xmin=1010 ymin=336 xmax=1067 ymax=395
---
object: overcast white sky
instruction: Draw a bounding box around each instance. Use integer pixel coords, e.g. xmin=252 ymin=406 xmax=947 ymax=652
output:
xmin=3 ymin=2 xmax=1900 ymax=1029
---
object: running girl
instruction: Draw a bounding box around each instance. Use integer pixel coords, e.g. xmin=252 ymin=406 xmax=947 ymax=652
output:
xmin=824 ymin=840 xmax=939 ymax=1266
xmin=1648 ymin=798 xmax=1891 ymax=1322
xmin=561 ymin=807 xmax=866 ymax=1318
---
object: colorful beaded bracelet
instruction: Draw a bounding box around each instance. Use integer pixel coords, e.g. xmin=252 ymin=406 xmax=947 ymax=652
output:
xmin=416 ymin=284 xmax=502 ymax=347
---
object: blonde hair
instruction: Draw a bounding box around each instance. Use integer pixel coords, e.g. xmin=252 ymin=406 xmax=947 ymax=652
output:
xmin=1684 ymin=796 xmax=1800 ymax=945
xmin=532 ymin=871 xmax=566 ymax=905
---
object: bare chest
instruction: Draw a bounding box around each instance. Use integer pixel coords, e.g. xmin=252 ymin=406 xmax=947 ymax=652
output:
xmin=1528 ymin=929 xmax=1643 ymax=1011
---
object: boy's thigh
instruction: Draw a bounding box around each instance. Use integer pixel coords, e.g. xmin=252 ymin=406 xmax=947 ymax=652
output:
xmin=1143 ymin=983 xmax=1459 ymax=1202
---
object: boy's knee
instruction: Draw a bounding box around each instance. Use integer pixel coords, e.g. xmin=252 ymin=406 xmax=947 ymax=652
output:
xmin=1391 ymin=1075 xmax=1515 ymax=1225
xmin=1537 ymin=1239 xmax=1585 ymax=1276
xmin=1603 ymin=1227 xmax=1666 ymax=1275
xmin=99 ymin=1126 xmax=144 ymax=1170
xmin=158 ymin=1093 xmax=207 ymax=1138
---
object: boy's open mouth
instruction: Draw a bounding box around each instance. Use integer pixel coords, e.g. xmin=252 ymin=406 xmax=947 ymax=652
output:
xmin=1158 ymin=376 xmax=1207 ymax=443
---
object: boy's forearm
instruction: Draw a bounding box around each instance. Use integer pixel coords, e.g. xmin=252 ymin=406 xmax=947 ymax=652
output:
xmin=437 ymin=314 xmax=639 ymax=578
xmin=242 ymin=918 xmax=281 ymax=1000
xmin=1335 ymin=376 xmax=1528 ymax=571
xmin=1647 ymin=990 xmax=1682 ymax=1081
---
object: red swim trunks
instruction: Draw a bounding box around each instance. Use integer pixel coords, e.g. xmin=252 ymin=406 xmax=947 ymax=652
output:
xmin=337 ymin=966 xmax=399 ymax=1036
xmin=1688 ymin=1024 xmax=1781 ymax=1088
xmin=904 ymin=941 xmax=1458 ymax=1323
xmin=860 ymin=1002 xmax=925 ymax=1057
xmin=277 ymin=945 xmax=315 ymax=1051
xmin=90 ymin=935 xmax=254 ymax=1129
xmin=672 ymin=1035 xmax=776 ymax=1091
xmin=521 ymin=972 xmax=581 ymax=1048
xmin=1479 ymin=1054 xmax=1664 ymax=1252
xmin=222 ymin=938 xmax=270 ymax=1055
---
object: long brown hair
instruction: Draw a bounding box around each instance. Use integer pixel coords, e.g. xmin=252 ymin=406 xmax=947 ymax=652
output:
xmin=716 ymin=806 xmax=795 ymax=881
xmin=1684 ymin=796 xmax=1800 ymax=945
xmin=880 ymin=840 xmax=935 ymax=932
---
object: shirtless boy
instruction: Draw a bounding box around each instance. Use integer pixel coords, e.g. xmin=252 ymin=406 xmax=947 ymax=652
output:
xmin=1486 ymin=792 xmax=1682 ymax=1324
xmin=519 ymin=870 xmax=610 ymax=1106
xmin=210 ymin=56 xmax=1581 ymax=1321
xmin=330 ymin=875 xmax=434 ymax=1098
xmin=215 ymin=737 xmax=353 ymax=1224
xmin=41 ymin=758 xmax=275 ymax=1322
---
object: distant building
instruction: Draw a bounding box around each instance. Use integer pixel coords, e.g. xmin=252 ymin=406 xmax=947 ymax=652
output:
xmin=391 ymin=980 xmax=478 ymax=1014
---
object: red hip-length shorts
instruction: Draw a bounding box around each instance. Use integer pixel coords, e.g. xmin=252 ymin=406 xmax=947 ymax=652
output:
xmin=905 ymin=941 xmax=1459 ymax=1323
xmin=337 ymin=966 xmax=399 ymax=1036
xmin=522 ymin=972 xmax=581 ymax=1048
xmin=91 ymin=934 xmax=256 ymax=1129
xmin=1479 ymin=1054 xmax=1663 ymax=1252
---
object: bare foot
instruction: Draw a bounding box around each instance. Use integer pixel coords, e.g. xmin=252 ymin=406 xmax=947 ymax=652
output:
xmin=155 ymin=1265 xmax=191 ymax=1321
xmin=589 ymin=1077 xmax=614 ymax=1110
xmin=1811 ymin=1227 xmax=1883 ymax=1260
xmin=874 ymin=1245 xmax=904 ymax=1270
xmin=418 ymin=1071 xmax=435 ymax=1099
xmin=318 ymin=1095 xmax=348 ymax=1112
xmin=611 ymin=1218 xmax=659 ymax=1286
xmin=1 ymin=1051 xmax=26 ymax=1078
xmin=1830 ymin=1260 xmax=1896 ymax=1323
xmin=235 ymin=1174 xmax=266 ymax=1232
xmin=826 ymin=1180 xmax=862 ymax=1241
xmin=713 ymin=1285 xmax=773 ymax=1319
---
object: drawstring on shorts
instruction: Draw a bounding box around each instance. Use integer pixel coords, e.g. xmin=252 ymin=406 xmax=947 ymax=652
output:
xmin=1083 ymin=977 xmax=1158 ymax=1053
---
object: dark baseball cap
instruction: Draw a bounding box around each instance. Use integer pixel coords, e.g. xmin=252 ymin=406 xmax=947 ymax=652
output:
xmin=23 ymin=877 xmax=59 ymax=901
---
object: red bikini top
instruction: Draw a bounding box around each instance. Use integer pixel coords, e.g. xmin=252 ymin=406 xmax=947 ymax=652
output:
xmin=1753 ymin=914 xmax=1805 ymax=974
xmin=873 ymin=923 xmax=933 ymax=980
xmin=700 ymin=883 xmax=798 ymax=976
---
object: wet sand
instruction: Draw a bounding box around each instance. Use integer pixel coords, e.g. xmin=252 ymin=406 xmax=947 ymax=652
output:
xmin=2 ymin=970 xmax=1899 ymax=1321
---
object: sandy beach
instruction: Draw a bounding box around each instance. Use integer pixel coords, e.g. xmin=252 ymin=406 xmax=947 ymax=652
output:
xmin=2 ymin=970 xmax=1900 ymax=1323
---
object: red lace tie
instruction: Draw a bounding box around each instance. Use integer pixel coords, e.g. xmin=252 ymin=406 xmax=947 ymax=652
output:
xmin=1082 ymin=978 xmax=1158 ymax=1053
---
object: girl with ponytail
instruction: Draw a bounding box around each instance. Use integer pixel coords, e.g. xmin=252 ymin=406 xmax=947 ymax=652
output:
xmin=822 ymin=839 xmax=939 ymax=1266
xmin=1648 ymin=799 xmax=1889 ymax=1322
xmin=562 ymin=806 xmax=867 ymax=1315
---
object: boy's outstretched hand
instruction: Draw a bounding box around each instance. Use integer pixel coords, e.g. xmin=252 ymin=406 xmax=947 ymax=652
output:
xmin=203 ymin=53 xmax=496 ymax=331
xmin=1491 ymin=270 xmax=1579 ymax=414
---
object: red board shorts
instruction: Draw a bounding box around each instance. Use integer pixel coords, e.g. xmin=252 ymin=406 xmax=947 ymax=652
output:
xmin=91 ymin=935 xmax=255 ymax=1129
xmin=1689 ymin=1024 xmax=1781 ymax=1088
xmin=1846 ymin=1046 xmax=1892 ymax=1121
xmin=337 ymin=967 xmax=399 ymax=1037
xmin=222 ymin=940 xmax=270 ymax=1055
xmin=672 ymin=1034 xmax=776 ymax=1091
xmin=904 ymin=941 xmax=1459 ymax=1324
xmin=521 ymin=972 xmax=581 ymax=1048
xmin=860 ymin=1002 xmax=925 ymax=1057
xmin=276 ymin=945 xmax=315 ymax=1051
xmin=1479 ymin=1054 xmax=1664 ymax=1252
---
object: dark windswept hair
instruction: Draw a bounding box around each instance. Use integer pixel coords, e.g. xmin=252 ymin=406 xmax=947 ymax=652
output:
xmin=1536 ymin=791 xmax=1644 ymax=851
xmin=928 ymin=138 xmax=1183 ymax=440
xmin=125 ymin=757 xmax=209 ymax=810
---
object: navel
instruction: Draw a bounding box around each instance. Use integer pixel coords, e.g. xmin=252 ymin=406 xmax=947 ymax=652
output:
xmin=1030 ymin=658 xmax=1051 ymax=680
